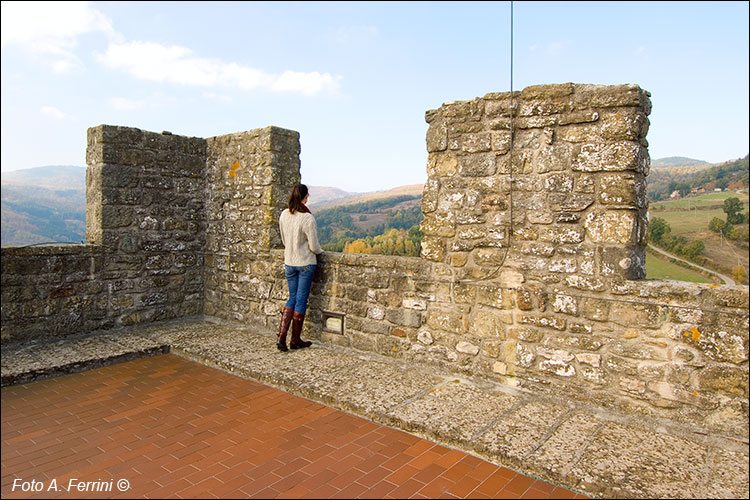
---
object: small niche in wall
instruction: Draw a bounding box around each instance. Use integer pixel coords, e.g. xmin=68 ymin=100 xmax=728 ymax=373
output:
xmin=322 ymin=311 xmax=344 ymax=334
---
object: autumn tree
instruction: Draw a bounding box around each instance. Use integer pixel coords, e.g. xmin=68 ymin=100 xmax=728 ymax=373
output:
xmin=731 ymin=266 xmax=747 ymax=284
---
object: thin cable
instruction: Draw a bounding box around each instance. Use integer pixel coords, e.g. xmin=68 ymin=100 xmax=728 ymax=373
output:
xmin=457 ymin=0 xmax=514 ymax=284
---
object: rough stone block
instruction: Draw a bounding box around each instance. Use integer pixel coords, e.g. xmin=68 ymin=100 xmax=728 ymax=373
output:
xmin=458 ymin=153 xmax=497 ymax=177
xmin=572 ymin=142 xmax=646 ymax=172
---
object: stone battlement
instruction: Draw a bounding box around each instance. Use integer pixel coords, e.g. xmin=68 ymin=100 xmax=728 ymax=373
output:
xmin=2 ymin=83 xmax=747 ymax=442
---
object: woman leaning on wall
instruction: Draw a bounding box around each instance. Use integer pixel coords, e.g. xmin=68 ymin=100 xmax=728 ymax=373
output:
xmin=276 ymin=184 xmax=324 ymax=351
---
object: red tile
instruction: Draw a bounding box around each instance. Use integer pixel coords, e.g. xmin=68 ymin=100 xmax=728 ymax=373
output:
xmin=388 ymin=477 xmax=427 ymax=499
xmin=548 ymin=486 xmax=579 ymax=499
xmin=330 ymin=481 xmax=368 ymax=499
xmin=1 ymin=354 xmax=582 ymax=500
xmin=356 ymin=466 xmax=392 ymax=489
xmin=474 ymin=470 xmax=513 ymax=497
xmin=416 ymin=475 xmax=455 ymax=498
xmin=413 ymin=463 xmax=447 ymax=484
xmin=404 ymin=440 xmax=434 ymax=457
xmin=382 ymin=452 xmax=414 ymax=472
xmin=522 ymin=486 xmax=551 ymax=499
xmin=361 ymin=480 xmax=398 ymax=499
xmin=408 ymin=450 xmax=444 ymax=470
xmin=304 ymin=482 xmax=340 ymax=499
xmin=448 ymin=475 xmax=482 ymax=498
xmin=385 ymin=464 xmax=420 ymax=484
xmin=503 ymin=474 xmax=535 ymax=496
xmin=530 ymin=479 xmax=557 ymax=494
xmin=328 ymin=466 xmax=366 ymax=490
xmin=441 ymin=461 xmax=475 ymax=482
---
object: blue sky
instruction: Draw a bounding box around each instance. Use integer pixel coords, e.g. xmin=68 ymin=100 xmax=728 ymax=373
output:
xmin=1 ymin=1 xmax=748 ymax=192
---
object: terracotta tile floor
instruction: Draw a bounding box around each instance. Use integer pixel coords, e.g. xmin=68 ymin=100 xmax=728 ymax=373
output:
xmin=1 ymin=354 xmax=588 ymax=499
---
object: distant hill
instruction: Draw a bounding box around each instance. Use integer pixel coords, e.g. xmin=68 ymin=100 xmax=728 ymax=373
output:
xmin=1 ymin=166 xmax=87 ymax=246
xmin=1 ymin=185 xmax=86 ymax=246
xmin=647 ymin=155 xmax=749 ymax=201
xmin=1 ymin=165 xmax=86 ymax=189
xmin=307 ymin=186 xmax=359 ymax=207
xmin=315 ymin=193 xmax=423 ymax=252
xmin=651 ymin=157 xmax=708 ymax=168
xmin=309 ymin=184 xmax=424 ymax=210
xmin=0 ymin=165 xmax=425 ymax=247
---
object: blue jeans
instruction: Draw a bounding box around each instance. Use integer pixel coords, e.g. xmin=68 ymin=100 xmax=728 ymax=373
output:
xmin=284 ymin=264 xmax=316 ymax=314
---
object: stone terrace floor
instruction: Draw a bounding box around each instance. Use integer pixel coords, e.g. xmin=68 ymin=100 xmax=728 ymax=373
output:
xmin=2 ymin=354 xmax=584 ymax=500
xmin=1 ymin=317 xmax=748 ymax=499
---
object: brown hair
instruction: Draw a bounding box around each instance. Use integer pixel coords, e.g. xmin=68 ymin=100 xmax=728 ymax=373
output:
xmin=288 ymin=184 xmax=309 ymax=214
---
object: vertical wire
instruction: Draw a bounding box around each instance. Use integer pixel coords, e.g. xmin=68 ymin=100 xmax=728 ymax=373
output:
xmin=508 ymin=0 xmax=514 ymax=258
xmin=455 ymin=0 xmax=515 ymax=283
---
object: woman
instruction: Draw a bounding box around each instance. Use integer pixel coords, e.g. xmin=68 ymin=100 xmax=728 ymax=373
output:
xmin=277 ymin=184 xmax=323 ymax=351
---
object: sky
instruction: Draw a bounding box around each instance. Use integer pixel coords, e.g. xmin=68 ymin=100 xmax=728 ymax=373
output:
xmin=1 ymin=1 xmax=748 ymax=193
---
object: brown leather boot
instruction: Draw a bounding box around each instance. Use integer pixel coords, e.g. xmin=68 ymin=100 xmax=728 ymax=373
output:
xmin=277 ymin=307 xmax=294 ymax=352
xmin=290 ymin=311 xmax=312 ymax=349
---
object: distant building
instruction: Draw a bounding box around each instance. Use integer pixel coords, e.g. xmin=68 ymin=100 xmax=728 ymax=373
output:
xmin=670 ymin=190 xmax=681 ymax=199
xmin=691 ymin=187 xmax=706 ymax=194
xmin=715 ymin=188 xmax=723 ymax=192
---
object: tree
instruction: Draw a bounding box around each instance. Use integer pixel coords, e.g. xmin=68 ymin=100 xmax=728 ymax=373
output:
xmin=682 ymin=240 xmax=705 ymax=260
xmin=676 ymin=182 xmax=691 ymax=197
xmin=708 ymin=217 xmax=726 ymax=233
xmin=732 ymin=266 xmax=747 ymax=284
xmin=723 ymin=197 xmax=746 ymax=224
xmin=344 ymin=240 xmax=369 ymax=254
xmin=648 ymin=217 xmax=671 ymax=243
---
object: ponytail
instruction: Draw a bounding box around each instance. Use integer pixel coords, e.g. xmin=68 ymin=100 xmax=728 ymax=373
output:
xmin=288 ymin=184 xmax=310 ymax=214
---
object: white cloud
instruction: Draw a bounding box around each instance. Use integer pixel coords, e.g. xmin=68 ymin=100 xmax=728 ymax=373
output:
xmin=98 ymin=41 xmax=341 ymax=96
xmin=110 ymin=97 xmax=146 ymax=111
xmin=271 ymin=71 xmax=343 ymax=96
xmin=1 ymin=1 xmax=115 ymax=73
xmin=40 ymin=106 xmax=66 ymax=120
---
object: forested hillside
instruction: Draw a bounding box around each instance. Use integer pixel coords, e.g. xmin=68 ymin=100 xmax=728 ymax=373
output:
xmin=1 ymin=185 xmax=86 ymax=246
xmin=647 ymin=155 xmax=749 ymax=201
xmin=315 ymin=195 xmax=423 ymax=255
xmin=651 ymin=157 xmax=708 ymax=168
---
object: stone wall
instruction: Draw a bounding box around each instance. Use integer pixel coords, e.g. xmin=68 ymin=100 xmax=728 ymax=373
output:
xmin=1 ymin=245 xmax=107 ymax=342
xmin=1 ymin=126 xmax=207 ymax=343
xmin=202 ymin=127 xmax=301 ymax=319
xmin=217 ymin=251 xmax=748 ymax=438
xmin=206 ymin=84 xmax=747 ymax=437
xmin=421 ymin=83 xmax=651 ymax=281
xmin=1 ymin=84 xmax=747 ymax=439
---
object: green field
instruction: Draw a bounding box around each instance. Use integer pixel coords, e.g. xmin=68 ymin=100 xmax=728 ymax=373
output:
xmin=650 ymin=191 xmax=749 ymax=210
xmin=646 ymin=191 xmax=749 ymax=285
xmin=650 ymin=192 xmax=749 ymax=233
xmin=652 ymin=207 xmax=731 ymax=234
xmin=645 ymin=253 xmax=712 ymax=283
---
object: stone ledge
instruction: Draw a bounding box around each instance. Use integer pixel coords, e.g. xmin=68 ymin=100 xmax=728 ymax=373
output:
xmin=1 ymin=328 xmax=169 ymax=387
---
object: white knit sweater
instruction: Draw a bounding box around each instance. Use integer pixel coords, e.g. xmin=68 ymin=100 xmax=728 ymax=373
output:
xmin=279 ymin=209 xmax=323 ymax=266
